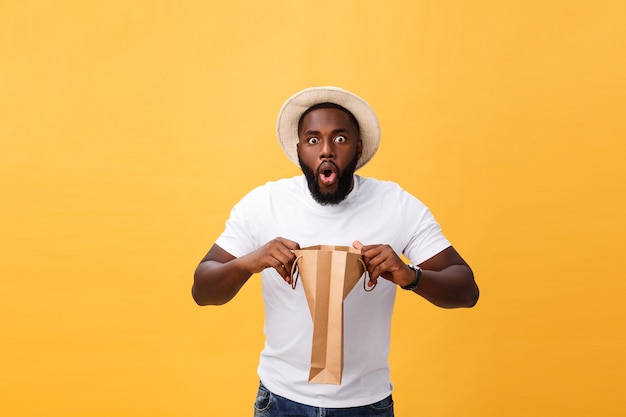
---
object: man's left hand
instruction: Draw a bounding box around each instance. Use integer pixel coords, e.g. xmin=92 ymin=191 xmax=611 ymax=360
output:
xmin=353 ymin=240 xmax=414 ymax=288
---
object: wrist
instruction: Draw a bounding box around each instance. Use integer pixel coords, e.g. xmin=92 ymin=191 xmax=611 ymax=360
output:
xmin=401 ymin=264 xmax=422 ymax=291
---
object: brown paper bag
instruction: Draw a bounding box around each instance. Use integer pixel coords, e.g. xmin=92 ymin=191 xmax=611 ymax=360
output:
xmin=290 ymin=245 xmax=375 ymax=384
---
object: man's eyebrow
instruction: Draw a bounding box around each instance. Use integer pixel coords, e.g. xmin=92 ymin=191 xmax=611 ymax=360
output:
xmin=303 ymin=128 xmax=350 ymax=135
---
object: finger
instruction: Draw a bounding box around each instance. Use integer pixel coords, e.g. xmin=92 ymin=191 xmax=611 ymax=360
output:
xmin=364 ymin=253 xmax=396 ymax=283
xmin=277 ymin=237 xmax=301 ymax=251
xmin=363 ymin=245 xmax=398 ymax=267
xmin=360 ymin=259 xmax=379 ymax=287
xmin=359 ymin=245 xmax=385 ymax=263
xmin=273 ymin=248 xmax=296 ymax=267
xmin=282 ymin=266 xmax=292 ymax=284
xmin=367 ymin=275 xmax=378 ymax=288
xmin=352 ymin=240 xmax=364 ymax=251
xmin=275 ymin=239 xmax=299 ymax=269
xmin=262 ymin=252 xmax=292 ymax=282
xmin=280 ymin=264 xmax=295 ymax=284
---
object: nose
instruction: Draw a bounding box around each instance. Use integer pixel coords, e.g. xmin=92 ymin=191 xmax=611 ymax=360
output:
xmin=319 ymin=139 xmax=335 ymax=160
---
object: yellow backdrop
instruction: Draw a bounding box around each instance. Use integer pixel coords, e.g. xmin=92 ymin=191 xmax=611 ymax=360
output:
xmin=2 ymin=1 xmax=625 ymax=416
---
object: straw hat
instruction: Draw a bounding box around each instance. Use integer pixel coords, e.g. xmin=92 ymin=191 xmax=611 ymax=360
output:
xmin=276 ymin=86 xmax=380 ymax=170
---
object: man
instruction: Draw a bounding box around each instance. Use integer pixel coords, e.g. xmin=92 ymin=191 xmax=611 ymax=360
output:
xmin=193 ymin=86 xmax=479 ymax=416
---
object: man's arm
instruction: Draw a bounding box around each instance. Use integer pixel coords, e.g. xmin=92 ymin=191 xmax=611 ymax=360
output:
xmin=192 ymin=238 xmax=300 ymax=306
xmin=413 ymin=246 xmax=478 ymax=308
xmin=355 ymin=242 xmax=479 ymax=309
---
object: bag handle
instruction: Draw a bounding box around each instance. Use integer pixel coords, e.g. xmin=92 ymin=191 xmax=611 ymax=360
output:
xmin=358 ymin=258 xmax=376 ymax=292
xmin=290 ymin=255 xmax=303 ymax=290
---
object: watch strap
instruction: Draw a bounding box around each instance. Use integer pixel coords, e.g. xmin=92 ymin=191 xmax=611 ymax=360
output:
xmin=401 ymin=264 xmax=422 ymax=290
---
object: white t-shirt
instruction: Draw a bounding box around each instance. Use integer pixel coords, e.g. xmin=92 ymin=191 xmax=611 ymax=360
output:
xmin=215 ymin=175 xmax=450 ymax=407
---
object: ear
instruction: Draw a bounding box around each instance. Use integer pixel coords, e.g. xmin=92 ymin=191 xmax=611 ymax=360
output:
xmin=357 ymin=139 xmax=363 ymax=158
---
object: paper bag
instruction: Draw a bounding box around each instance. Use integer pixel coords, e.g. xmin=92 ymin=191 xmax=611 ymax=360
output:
xmin=290 ymin=245 xmax=375 ymax=384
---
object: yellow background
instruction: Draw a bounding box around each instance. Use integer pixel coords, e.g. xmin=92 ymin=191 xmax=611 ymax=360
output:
xmin=2 ymin=1 xmax=625 ymax=416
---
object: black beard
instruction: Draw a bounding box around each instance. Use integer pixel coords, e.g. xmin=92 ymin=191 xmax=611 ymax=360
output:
xmin=299 ymin=153 xmax=359 ymax=206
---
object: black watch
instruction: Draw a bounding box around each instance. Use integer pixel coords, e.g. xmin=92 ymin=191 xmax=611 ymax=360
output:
xmin=401 ymin=264 xmax=422 ymax=291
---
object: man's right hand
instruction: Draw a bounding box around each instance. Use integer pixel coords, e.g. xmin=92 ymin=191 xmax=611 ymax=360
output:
xmin=240 ymin=237 xmax=300 ymax=284
xmin=193 ymin=237 xmax=300 ymax=306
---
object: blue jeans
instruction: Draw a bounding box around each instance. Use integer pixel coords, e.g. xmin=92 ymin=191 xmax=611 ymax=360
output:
xmin=253 ymin=382 xmax=394 ymax=417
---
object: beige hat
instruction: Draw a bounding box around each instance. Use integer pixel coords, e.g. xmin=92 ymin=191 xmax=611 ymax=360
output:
xmin=276 ymin=86 xmax=380 ymax=170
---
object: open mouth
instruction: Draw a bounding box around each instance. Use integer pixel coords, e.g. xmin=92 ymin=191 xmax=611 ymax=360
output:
xmin=318 ymin=161 xmax=338 ymax=186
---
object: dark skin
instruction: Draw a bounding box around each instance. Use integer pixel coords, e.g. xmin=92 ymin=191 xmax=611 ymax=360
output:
xmin=193 ymin=107 xmax=479 ymax=308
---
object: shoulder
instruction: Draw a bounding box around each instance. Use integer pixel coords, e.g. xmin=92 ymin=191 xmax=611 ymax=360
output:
xmin=263 ymin=175 xmax=305 ymax=192
xmin=357 ymin=176 xmax=416 ymax=200
xmin=356 ymin=176 xmax=430 ymax=214
xmin=248 ymin=176 xmax=303 ymax=196
xmin=236 ymin=176 xmax=305 ymax=205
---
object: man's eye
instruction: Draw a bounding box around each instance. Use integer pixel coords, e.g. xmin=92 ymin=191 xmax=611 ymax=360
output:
xmin=335 ymin=135 xmax=346 ymax=143
xmin=308 ymin=137 xmax=319 ymax=144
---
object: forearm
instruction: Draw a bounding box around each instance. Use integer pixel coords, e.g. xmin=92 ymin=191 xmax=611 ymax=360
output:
xmin=414 ymin=264 xmax=479 ymax=308
xmin=192 ymin=258 xmax=253 ymax=306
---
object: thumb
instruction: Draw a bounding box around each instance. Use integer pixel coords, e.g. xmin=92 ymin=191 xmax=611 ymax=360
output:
xmin=352 ymin=240 xmax=364 ymax=251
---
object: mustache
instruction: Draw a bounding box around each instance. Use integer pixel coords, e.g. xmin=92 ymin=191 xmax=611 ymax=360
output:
xmin=317 ymin=160 xmax=339 ymax=175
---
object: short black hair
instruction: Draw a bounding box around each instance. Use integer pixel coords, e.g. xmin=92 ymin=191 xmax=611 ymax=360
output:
xmin=297 ymin=102 xmax=360 ymax=136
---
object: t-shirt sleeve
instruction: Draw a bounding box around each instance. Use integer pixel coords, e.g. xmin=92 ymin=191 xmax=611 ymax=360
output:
xmin=402 ymin=193 xmax=451 ymax=265
xmin=214 ymin=188 xmax=263 ymax=258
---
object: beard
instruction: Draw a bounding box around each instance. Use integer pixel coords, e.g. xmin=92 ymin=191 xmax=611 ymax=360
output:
xmin=299 ymin=153 xmax=359 ymax=206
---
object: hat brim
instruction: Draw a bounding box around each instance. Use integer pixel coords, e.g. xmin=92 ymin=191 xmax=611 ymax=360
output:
xmin=276 ymin=86 xmax=380 ymax=171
